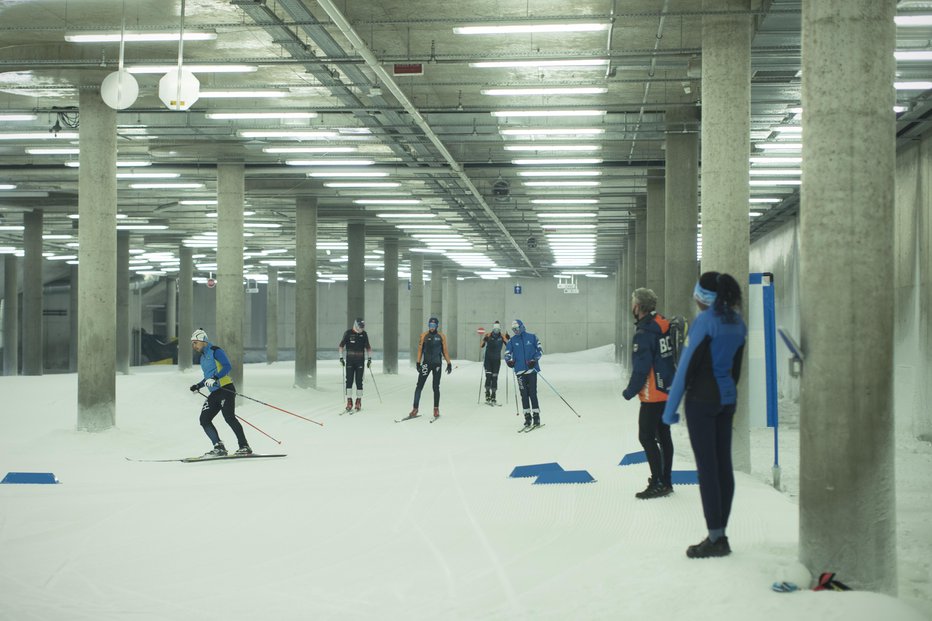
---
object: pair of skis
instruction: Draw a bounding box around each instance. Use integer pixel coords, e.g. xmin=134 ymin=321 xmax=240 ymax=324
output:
xmin=126 ymin=453 xmax=286 ymax=463
xmin=393 ymin=413 xmax=441 ymax=423
xmin=518 ymin=423 xmax=545 ymax=433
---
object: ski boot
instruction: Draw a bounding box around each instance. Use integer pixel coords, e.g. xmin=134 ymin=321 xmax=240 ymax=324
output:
xmin=345 ymin=398 xmax=353 ymax=413
xmin=523 ymin=413 xmax=532 ymax=430
xmin=354 ymin=397 xmax=362 ymax=411
xmin=204 ymin=442 xmax=227 ymax=457
xmin=490 ymin=391 xmax=497 ymax=405
xmin=485 ymin=389 xmax=491 ymax=403
xmin=433 ymin=407 xmax=440 ymax=419
xmin=407 ymin=407 xmax=418 ymax=419
xmin=234 ymin=445 xmax=253 ymax=456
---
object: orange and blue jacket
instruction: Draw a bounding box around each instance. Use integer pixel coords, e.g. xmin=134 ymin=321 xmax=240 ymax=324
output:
xmin=623 ymin=312 xmax=676 ymax=403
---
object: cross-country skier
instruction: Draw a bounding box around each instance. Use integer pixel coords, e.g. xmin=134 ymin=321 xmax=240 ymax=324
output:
xmin=339 ymin=318 xmax=372 ymax=412
xmin=622 ymin=287 xmax=677 ymax=500
xmin=408 ymin=316 xmax=452 ymax=420
xmin=480 ymin=320 xmax=509 ymax=404
xmin=662 ymin=272 xmax=747 ymax=559
xmin=188 ymin=329 xmax=251 ymax=456
xmin=505 ymin=319 xmax=543 ymax=429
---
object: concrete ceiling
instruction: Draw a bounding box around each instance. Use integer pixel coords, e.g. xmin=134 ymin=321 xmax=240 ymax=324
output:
xmin=0 ymin=0 xmax=929 ymax=284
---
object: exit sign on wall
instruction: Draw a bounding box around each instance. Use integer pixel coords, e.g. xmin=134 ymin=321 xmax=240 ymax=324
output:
xmin=393 ymin=63 xmax=424 ymax=76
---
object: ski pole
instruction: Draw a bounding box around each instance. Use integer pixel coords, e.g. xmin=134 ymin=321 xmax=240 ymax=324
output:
xmin=477 ymin=363 xmax=485 ymax=404
xmin=512 ymin=371 xmax=520 ymax=416
xmin=219 ymin=385 xmax=324 ymax=426
xmin=368 ymin=366 xmax=382 ymax=403
xmin=195 ymin=389 xmax=283 ymax=443
xmin=536 ymin=372 xmax=582 ymax=418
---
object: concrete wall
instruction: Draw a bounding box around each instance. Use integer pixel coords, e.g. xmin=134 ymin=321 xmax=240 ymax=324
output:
xmin=750 ymin=130 xmax=932 ymax=441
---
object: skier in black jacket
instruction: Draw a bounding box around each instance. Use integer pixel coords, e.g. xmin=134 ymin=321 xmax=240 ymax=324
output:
xmin=339 ymin=318 xmax=372 ymax=412
xmin=480 ymin=320 xmax=509 ymax=404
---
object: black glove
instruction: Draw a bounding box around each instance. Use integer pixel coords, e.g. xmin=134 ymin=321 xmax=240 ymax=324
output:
xmin=506 ymin=359 xmax=515 ymax=368
xmin=339 ymin=357 xmax=345 ymax=367
xmin=367 ymin=358 xmax=372 ymax=369
xmin=419 ymin=363 xmax=429 ymax=376
xmin=528 ymin=359 xmax=536 ymax=368
xmin=445 ymin=363 xmax=452 ymax=375
xmin=189 ymin=383 xmax=201 ymax=393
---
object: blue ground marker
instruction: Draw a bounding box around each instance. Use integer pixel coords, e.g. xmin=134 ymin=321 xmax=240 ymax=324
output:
xmin=670 ymin=470 xmax=698 ymax=485
xmin=2 ymin=472 xmax=60 ymax=484
xmin=619 ymin=451 xmax=647 ymax=466
xmin=509 ymin=462 xmax=564 ymax=478
xmin=533 ymin=470 xmax=595 ymax=485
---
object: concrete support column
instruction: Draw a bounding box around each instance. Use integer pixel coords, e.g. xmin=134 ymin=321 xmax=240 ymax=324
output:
xmin=702 ymin=0 xmax=752 ymax=473
xmin=347 ymin=222 xmax=365 ymax=329
xmin=216 ymin=164 xmax=245 ymax=392
xmin=382 ymin=238 xmax=399 ymax=374
xmin=614 ymin=255 xmax=625 ymax=364
xmin=76 ymin=88 xmax=117 ymax=430
xmin=799 ymin=0 xmax=896 ymax=593
xmin=445 ymin=274 xmax=458 ymax=359
xmin=409 ymin=253 xmax=424 ymax=365
xmin=634 ymin=197 xmax=647 ymax=289
xmin=116 ymin=231 xmax=130 ymax=374
xmin=664 ymin=106 xmax=700 ymax=321
xmin=68 ymin=265 xmax=78 ymax=372
xmin=178 ymin=245 xmax=193 ymax=371
xmin=646 ymin=169 xmax=666 ymax=309
xmin=3 ymin=254 xmax=18 ymax=375
xmin=21 ymin=210 xmax=42 ymax=375
xmin=430 ymin=261 xmax=443 ymax=321
xmin=266 ymin=266 xmax=279 ymax=363
xmin=164 ymin=277 xmax=176 ymax=340
xmin=295 ymin=198 xmax=318 ymax=388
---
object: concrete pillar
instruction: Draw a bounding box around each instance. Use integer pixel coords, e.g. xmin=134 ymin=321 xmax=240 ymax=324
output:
xmin=430 ymin=261 xmax=443 ymax=321
xmin=634 ymin=198 xmax=647 ymax=289
xmin=21 ymin=210 xmax=42 ymax=375
xmin=445 ymin=274 xmax=458 ymax=359
xmin=3 ymin=254 xmax=18 ymax=375
xmin=702 ymin=0 xmax=752 ymax=473
xmin=68 ymin=264 xmax=78 ymax=372
xmin=347 ymin=222 xmax=365 ymax=329
xmin=266 ymin=266 xmax=278 ymax=363
xmin=664 ymin=106 xmax=700 ymax=321
xmin=116 ymin=231 xmax=130 ymax=374
xmin=614 ymin=255 xmax=625 ymax=364
xmin=383 ymin=237 xmax=399 ymax=374
xmin=76 ymin=88 xmax=117 ymax=430
xmin=646 ymin=169 xmax=666 ymax=310
xmin=295 ymin=197 xmax=318 ymax=388
xmin=178 ymin=245 xmax=193 ymax=371
xmin=409 ymin=253 xmax=424 ymax=365
xmin=799 ymin=0 xmax=896 ymax=593
xmin=164 ymin=277 xmax=176 ymax=340
xmin=216 ymin=164 xmax=245 ymax=391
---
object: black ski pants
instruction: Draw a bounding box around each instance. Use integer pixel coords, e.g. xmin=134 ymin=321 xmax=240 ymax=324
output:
xmin=199 ymin=383 xmax=248 ymax=449
xmin=517 ymin=372 xmax=540 ymax=415
xmin=685 ymin=401 xmax=736 ymax=532
xmin=484 ymin=357 xmax=502 ymax=392
xmin=345 ymin=360 xmax=364 ymax=396
xmin=637 ymin=401 xmax=674 ymax=487
xmin=413 ymin=364 xmax=442 ymax=408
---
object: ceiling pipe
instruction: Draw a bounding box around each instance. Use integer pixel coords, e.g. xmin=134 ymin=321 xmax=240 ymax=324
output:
xmin=627 ymin=0 xmax=671 ymax=162
xmin=311 ymin=0 xmax=539 ymax=275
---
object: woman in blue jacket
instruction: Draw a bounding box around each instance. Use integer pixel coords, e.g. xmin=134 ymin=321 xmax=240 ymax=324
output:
xmin=663 ymin=272 xmax=747 ymax=559
xmin=505 ymin=319 xmax=543 ymax=429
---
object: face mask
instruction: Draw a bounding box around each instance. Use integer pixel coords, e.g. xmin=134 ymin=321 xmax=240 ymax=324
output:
xmin=511 ymin=321 xmax=521 ymax=334
xmin=492 ymin=324 xmax=501 ymax=333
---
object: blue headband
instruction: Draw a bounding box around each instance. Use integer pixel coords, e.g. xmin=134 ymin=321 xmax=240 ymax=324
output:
xmin=693 ymin=282 xmax=717 ymax=306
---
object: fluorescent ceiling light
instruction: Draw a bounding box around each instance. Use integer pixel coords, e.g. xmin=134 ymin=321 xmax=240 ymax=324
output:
xmin=750 ymin=212 xmax=763 ymax=217
xmin=64 ymin=32 xmax=217 ymax=42
xmin=307 ymin=172 xmax=388 ymax=178
xmin=179 ymin=200 xmax=217 ymax=205
xmin=500 ymin=128 xmax=605 ymax=136
xmin=209 ymin=112 xmax=316 ymax=120
xmin=0 ymin=226 xmax=24 ymax=231
xmin=492 ymin=109 xmax=606 ymax=118
xmin=895 ymin=15 xmax=932 ymax=26
xmin=537 ymin=212 xmax=596 ymax=218
xmin=748 ymin=168 xmax=800 ymax=176
xmin=286 ymin=159 xmax=374 ymax=166
xmin=409 ymin=247 xmax=446 ymax=253
xmin=116 ymin=225 xmax=169 ymax=231
xmin=754 ymin=143 xmax=802 ymax=151
xmin=512 ymin=158 xmax=603 ymax=165
xmin=263 ymin=146 xmax=356 ymax=154
xmin=354 ymin=199 xmax=421 ymax=205
xmin=395 ymin=225 xmax=451 ymax=230
xmin=377 ymin=213 xmax=435 ymax=218
xmin=531 ymin=198 xmax=598 ymax=204
xmin=116 ymin=172 xmax=180 ymax=179
xmin=523 ymin=181 xmax=600 ymax=187
xmin=324 ymin=182 xmax=399 ymax=188
xmin=895 ymin=81 xmax=932 ymax=89
xmin=454 ymin=23 xmax=609 ymax=35
xmin=771 ymin=126 xmax=802 ymax=133
xmin=26 ymin=147 xmax=80 ymax=155
xmin=518 ymin=170 xmax=601 ymax=177
xmin=46 ymin=254 xmax=78 ymax=261
xmin=750 ymin=156 xmax=801 ymax=164
xmin=237 ymin=130 xmax=337 ymax=139
xmin=0 ymin=132 xmax=78 ymax=140
xmin=749 ymin=179 xmax=801 ymax=186
xmin=750 ymin=198 xmax=782 ymax=204
xmin=65 ymin=161 xmax=152 ymax=168
xmin=128 ymin=64 xmax=258 ymax=74
xmin=0 ymin=114 xmax=37 ymax=121
xmin=504 ymin=144 xmax=601 ymax=152
xmin=481 ymin=87 xmax=607 ymax=96
xmin=244 ymin=223 xmax=282 ymax=228
xmin=0 ymin=184 xmax=16 ymax=190
xmin=474 ymin=59 xmax=608 ymax=68
xmin=42 ymin=234 xmax=72 ymax=240
xmin=129 ymin=183 xmax=204 ymax=189
xmin=895 ymin=50 xmax=932 ymax=60
xmin=200 ymin=90 xmax=288 ymax=98
xmin=541 ymin=224 xmax=597 ymax=229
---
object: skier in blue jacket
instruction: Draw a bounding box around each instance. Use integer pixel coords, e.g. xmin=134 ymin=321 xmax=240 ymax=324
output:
xmin=188 ymin=328 xmax=251 ymax=457
xmin=505 ymin=319 xmax=543 ymax=429
xmin=663 ymin=272 xmax=747 ymax=559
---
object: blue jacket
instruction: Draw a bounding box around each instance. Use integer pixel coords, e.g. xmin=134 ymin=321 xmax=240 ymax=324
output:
xmin=623 ymin=312 xmax=676 ymax=402
xmin=504 ymin=320 xmax=542 ymax=374
xmin=199 ymin=342 xmax=233 ymax=393
xmin=663 ymin=307 xmax=747 ymax=421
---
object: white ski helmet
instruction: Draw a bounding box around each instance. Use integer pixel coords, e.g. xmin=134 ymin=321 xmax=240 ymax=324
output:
xmin=191 ymin=328 xmax=208 ymax=342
